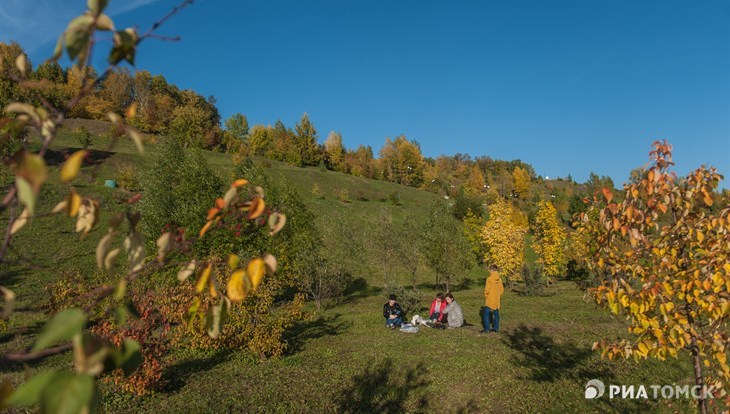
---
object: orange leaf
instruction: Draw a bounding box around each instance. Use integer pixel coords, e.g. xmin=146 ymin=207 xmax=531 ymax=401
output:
xmin=231 ymin=179 xmax=248 ymax=188
xmin=602 ymin=188 xmax=613 ymax=203
xmin=199 ymin=220 xmax=213 ymax=238
xmin=207 ymin=208 xmax=220 ymax=220
xmin=215 ymin=198 xmax=225 ymax=209
xmin=247 ymin=197 xmax=265 ymax=220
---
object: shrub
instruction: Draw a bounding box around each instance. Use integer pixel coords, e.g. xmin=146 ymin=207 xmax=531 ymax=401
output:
xmin=388 ymin=191 xmax=401 ymax=206
xmin=77 ymin=125 xmax=92 ymax=149
xmin=337 ymin=189 xmax=350 ymax=203
xmin=521 ymin=264 xmax=546 ymax=296
xmin=140 ymin=139 xmax=224 ymax=239
xmin=311 ymin=183 xmax=325 ymax=199
xmin=115 ymin=162 xmax=138 ymax=190
xmin=381 ymin=281 xmax=422 ymax=317
xmin=92 ymin=290 xmax=172 ymax=395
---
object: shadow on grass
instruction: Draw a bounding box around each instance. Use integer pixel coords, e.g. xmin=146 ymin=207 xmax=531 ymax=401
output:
xmin=502 ymin=324 xmax=613 ymax=383
xmin=284 ymin=313 xmax=352 ymax=355
xmin=336 ymin=358 xmax=430 ymax=413
xmin=44 ymin=148 xmax=115 ymax=167
xmin=343 ymin=278 xmax=380 ymax=302
xmin=161 ymin=350 xmax=232 ymax=392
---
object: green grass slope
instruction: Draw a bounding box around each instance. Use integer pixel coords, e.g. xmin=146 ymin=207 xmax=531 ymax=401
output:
xmin=0 ymin=122 xmax=697 ymax=413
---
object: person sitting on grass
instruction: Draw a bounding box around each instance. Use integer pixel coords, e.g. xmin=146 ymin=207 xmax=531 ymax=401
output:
xmin=481 ymin=264 xmax=505 ymax=334
xmin=383 ymin=294 xmax=404 ymax=329
xmin=442 ymin=292 xmax=464 ymax=329
xmin=428 ymin=292 xmax=447 ymax=324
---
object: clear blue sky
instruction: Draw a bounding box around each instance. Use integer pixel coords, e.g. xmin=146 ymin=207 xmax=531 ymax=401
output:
xmin=2 ymin=0 xmax=729 ymax=187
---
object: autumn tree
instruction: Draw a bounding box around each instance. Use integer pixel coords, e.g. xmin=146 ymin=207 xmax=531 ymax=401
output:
xmin=0 ymin=1 xmax=287 ymax=410
xmin=379 ymin=135 xmax=425 ymax=187
xmin=512 ymin=166 xmax=531 ymax=199
xmin=577 ymin=141 xmax=729 ymax=413
xmin=531 ymin=200 xmax=567 ymax=284
xmin=167 ymin=103 xmax=215 ymax=148
xmin=481 ymin=197 xmax=527 ymax=288
xmin=295 ymin=112 xmax=322 ymax=166
xmin=324 ymin=131 xmax=345 ymax=171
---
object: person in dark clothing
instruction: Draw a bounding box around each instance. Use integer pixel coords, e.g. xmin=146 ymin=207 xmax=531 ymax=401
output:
xmin=383 ymin=294 xmax=404 ymax=329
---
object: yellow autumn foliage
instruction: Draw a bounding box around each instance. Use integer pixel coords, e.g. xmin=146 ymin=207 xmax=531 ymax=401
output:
xmin=531 ymin=200 xmax=567 ymax=279
xmin=481 ymin=198 xmax=526 ymax=284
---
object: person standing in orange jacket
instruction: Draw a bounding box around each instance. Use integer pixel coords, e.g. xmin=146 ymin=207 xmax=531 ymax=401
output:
xmin=481 ymin=264 xmax=505 ymax=333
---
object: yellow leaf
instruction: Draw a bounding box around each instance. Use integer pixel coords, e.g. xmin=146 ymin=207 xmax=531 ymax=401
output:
xmin=696 ymin=231 xmax=704 ymax=243
xmin=247 ymin=258 xmax=265 ymax=290
xmin=67 ymin=191 xmax=81 ymax=217
xmin=10 ymin=208 xmax=30 ymax=235
xmin=196 ymin=264 xmax=212 ymax=293
xmin=51 ymin=200 xmax=67 ymax=214
xmin=638 ymin=342 xmax=649 ymax=356
xmin=227 ymin=254 xmax=239 ymax=270
xmin=227 ymin=270 xmax=247 ymax=303
xmin=60 ymin=150 xmax=87 ymax=182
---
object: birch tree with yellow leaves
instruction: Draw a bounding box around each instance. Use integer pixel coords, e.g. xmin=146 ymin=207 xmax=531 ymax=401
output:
xmin=576 ymin=140 xmax=729 ymax=413
xmin=481 ymin=197 xmax=527 ymax=288
xmin=532 ymin=200 xmax=567 ymax=284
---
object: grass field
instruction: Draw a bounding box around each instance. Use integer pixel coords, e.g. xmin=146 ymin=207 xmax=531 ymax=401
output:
xmin=0 ymin=123 xmax=701 ymax=413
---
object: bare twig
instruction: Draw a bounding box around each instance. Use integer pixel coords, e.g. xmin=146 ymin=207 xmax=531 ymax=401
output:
xmin=1 ymin=343 xmax=73 ymax=365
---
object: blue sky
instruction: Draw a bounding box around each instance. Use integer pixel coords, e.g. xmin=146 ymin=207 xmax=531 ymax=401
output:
xmin=2 ymin=0 xmax=729 ymax=187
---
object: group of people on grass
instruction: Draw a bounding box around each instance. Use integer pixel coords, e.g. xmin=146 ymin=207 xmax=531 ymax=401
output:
xmin=383 ymin=265 xmax=505 ymax=333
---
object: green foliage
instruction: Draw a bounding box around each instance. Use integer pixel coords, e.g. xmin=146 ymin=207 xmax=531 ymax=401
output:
xmin=76 ymin=126 xmax=93 ymax=149
xmin=337 ymin=188 xmax=350 ymax=203
xmin=140 ymin=139 xmax=224 ymax=238
xmin=420 ymin=200 xmax=475 ymax=291
xmin=521 ymin=264 xmax=546 ymax=296
xmin=463 ymin=209 xmax=486 ymax=264
xmin=224 ymin=113 xmax=249 ymax=140
xmin=311 ymin=182 xmax=325 ymax=199
xmin=115 ymin=162 xmax=138 ymax=191
xmin=388 ymin=191 xmax=401 ymax=206
xmin=167 ymin=104 xmax=218 ymax=149
xmin=452 ymin=189 xmax=483 ymax=220
xmin=382 ymin=281 xmax=422 ymax=317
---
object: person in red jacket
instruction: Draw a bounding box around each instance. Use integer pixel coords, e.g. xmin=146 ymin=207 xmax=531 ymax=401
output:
xmin=429 ymin=293 xmax=447 ymax=323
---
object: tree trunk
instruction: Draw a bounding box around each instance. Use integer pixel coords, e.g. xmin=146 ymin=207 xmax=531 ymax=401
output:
xmin=690 ymin=335 xmax=708 ymax=414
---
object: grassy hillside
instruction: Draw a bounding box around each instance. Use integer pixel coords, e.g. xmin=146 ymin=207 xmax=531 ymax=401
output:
xmin=0 ymin=122 xmax=697 ymax=413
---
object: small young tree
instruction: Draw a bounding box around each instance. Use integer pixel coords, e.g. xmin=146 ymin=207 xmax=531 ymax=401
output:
xmin=420 ymin=200 xmax=474 ymax=291
xmin=463 ymin=209 xmax=487 ymax=265
xmin=531 ymin=200 xmax=567 ymax=285
xmin=577 ymin=141 xmax=729 ymax=413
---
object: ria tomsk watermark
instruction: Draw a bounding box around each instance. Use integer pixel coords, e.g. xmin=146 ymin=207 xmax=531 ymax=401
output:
xmin=585 ymin=379 xmax=715 ymax=400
